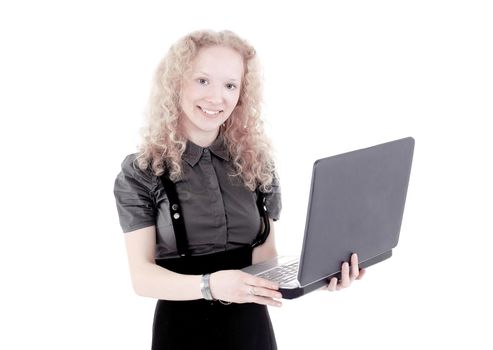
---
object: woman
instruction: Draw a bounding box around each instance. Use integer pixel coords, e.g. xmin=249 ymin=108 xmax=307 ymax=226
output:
xmin=114 ymin=30 xmax=364 ymax=350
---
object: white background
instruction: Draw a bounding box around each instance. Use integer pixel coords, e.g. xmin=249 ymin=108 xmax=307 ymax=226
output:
xmin=1 ymin=1 xmax=492 ymax=349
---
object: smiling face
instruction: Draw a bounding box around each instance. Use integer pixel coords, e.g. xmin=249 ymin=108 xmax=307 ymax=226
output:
xmin=179 ymin=45 xmax=244 ymax=147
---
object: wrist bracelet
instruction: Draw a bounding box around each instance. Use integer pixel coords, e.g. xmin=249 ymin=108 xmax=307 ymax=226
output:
xmin=200 ymin=273 xmax=214 ymax=300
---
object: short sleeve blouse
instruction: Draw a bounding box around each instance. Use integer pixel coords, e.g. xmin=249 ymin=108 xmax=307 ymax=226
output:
xmin=113 ymin=137 xmax=281 ymax=259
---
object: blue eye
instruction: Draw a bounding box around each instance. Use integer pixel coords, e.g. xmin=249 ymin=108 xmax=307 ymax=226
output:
xmin=226 ymin=83 xmax=237 ymax=90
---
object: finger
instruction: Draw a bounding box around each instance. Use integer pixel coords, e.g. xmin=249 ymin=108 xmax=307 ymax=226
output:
xmin=350 ymin=253 xmax=360 ymax=280
xmin=356 ymin=268 xmax=366 ymax=280
xmin=245 ymin=275 xmax=279 ymax=290
xmin=247 ymin=285 xmax=282 ymax=300
xmin=250 ymin=295 xmax=283 ymax=307
xmin=326 ymin=277 xmax=338 ymax=291
xmin=339 ymin=262 xmax=351 ymax=288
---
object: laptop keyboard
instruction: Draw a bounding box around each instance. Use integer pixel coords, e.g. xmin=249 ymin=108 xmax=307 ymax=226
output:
xmin=258 ymin=260 xmax=299 ymax=284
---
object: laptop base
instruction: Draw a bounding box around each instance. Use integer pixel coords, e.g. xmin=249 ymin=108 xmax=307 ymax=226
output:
xmin=280 ymin=250 xmax=393 ymax=299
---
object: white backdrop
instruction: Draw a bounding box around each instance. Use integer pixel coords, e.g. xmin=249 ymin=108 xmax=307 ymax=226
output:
xmin=1 ymin=1 xmax=492 ymax=349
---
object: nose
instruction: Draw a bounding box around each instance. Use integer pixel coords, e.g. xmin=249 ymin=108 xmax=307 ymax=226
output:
xmin=205 ymin=85 xmax=223 ymax=105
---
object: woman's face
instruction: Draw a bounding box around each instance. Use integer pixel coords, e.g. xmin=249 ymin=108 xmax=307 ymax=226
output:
xmin=179 ymin=45 xmax=244 ymax=146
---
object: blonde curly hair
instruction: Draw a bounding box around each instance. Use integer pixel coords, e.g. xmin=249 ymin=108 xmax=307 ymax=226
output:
xmin=136 ymin=29 xmax=276 ymax=191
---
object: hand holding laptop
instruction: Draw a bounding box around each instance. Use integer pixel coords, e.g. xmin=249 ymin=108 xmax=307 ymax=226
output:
xmin=209 ymin=253 xmax=366 ymax=307
xmin=323 ymin=253 xmax=366 ymax=291
xmin=209 ymin=270 xmax=283 ymax=307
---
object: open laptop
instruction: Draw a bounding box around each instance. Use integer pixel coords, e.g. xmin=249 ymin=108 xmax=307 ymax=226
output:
xmin=242 ymin=137 xmax=415 ymax=299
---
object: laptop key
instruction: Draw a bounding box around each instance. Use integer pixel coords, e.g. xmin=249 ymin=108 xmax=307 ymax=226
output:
xmin=258 ymin=261 xmax=299 ymax=283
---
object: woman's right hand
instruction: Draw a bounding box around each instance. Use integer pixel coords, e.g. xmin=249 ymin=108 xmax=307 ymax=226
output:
xmin=209 ymin=270 xmax=283 ymax=307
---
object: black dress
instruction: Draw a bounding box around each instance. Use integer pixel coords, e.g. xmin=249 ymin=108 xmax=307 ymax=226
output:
xmin=151 ymin=170 xmax=277 ymax=350
xmin=153 ymin=248 xmax=277 ymax=350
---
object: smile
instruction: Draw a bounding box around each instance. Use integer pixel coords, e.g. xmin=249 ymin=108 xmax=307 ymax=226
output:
xmin=198 ymin=106 xmax=223 ymax=116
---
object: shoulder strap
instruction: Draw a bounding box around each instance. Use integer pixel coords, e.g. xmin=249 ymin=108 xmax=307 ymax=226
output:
xmin=160 ymin=174 xmax=190 ymax=257
xmin=251 ymin=188 xmax=271 ymax=248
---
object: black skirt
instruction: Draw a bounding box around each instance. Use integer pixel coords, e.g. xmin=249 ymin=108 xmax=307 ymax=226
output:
xmin=152 ymin=247 xmax=277 ymax=350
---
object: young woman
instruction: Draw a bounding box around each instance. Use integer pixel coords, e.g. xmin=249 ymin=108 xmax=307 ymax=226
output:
xmin=114 ymin=29 xmax=364 ymax=350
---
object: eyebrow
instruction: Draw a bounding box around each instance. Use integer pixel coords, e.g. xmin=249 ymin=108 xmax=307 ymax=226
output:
xmin=196 ymin=71 xmax=240 ymax=82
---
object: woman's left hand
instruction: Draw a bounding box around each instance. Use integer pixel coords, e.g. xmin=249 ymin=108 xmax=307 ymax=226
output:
xmin=324 ymin=253 xmax=366 ymax=291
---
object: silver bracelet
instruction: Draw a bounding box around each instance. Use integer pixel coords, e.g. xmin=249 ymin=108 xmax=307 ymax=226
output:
xmin=200 ymin=274 xmax=214 ymax=300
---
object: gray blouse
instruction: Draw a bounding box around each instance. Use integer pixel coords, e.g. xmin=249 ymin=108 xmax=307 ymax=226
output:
xmin=113 ymin=137 xmax=282 ymax=259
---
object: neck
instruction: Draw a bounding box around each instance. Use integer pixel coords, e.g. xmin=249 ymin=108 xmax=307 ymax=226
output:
xmin=185 ymin=130 xmax=219 ymax=148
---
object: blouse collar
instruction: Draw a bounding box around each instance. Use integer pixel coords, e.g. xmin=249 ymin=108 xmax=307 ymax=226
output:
xmin=182 ymin=135 xmax=229 ymax=166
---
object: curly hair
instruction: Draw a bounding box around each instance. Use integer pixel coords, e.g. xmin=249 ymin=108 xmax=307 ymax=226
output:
xmin=136 ymin=29 xmax=276 ymax=191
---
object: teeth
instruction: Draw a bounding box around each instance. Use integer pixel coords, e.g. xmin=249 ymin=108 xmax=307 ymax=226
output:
xmin=200 ymin=107 xmax=222 ymax=115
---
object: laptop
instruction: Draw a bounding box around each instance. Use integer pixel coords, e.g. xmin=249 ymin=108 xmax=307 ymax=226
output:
xmin=242 ymin=137 xmax=415 ymax=299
